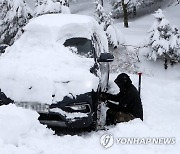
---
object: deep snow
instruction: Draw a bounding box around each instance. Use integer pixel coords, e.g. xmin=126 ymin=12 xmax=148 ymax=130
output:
xmin=0 ymin=73 xmax=180 ymax=154
xmin=0 ymin=0 xmax=180 ymax=154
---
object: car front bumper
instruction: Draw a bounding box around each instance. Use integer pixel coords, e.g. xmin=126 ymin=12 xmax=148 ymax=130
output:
xmin=38 ymin=91 xmax=98 ymax=128
xmin=38 ymin=111 xmax=94 ymax=128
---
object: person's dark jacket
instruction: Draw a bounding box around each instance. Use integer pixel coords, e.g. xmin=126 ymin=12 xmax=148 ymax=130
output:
xmin=102 ymin=73 xmax=143 ymax=121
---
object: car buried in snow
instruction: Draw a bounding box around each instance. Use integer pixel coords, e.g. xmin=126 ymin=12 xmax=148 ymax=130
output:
xmin=0 ymin=14 xmax=114 ymax=129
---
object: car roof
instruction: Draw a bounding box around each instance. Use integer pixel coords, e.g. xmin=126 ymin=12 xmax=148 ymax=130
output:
xmin=24 ymin=14 xmax=108 ymax=53
xmin=26 ymin=14 xmax=95 ymax=29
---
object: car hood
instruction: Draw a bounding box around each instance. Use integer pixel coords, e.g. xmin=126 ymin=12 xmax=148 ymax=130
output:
xmin=0 ymin=34 xmax=99 ymax=104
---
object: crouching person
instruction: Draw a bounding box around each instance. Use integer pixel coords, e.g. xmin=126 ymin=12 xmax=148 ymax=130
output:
xmin=100 ymin=73 xmax=143 ymax=125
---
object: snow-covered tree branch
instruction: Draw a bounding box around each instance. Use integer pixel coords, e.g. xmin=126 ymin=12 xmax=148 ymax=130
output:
xmin=34 ymin=0 xmax=71 ymax=17
xmin=0 ymin=0 xmax=32 ymax=45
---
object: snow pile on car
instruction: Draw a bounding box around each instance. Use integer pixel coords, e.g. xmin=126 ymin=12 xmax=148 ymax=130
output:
xmin=24 ymin=14 xmax=108 ymax=52
xmin=0 ymin=14 xmax=109 ymax=104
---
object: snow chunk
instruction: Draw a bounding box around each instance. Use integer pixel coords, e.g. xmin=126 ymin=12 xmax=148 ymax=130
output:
xmin=50 ymin=108 xmax=88 ymax=120
xmin=153 ymin=9 xmax=164 ymax=19
xmin=61 ymin=5 xmax=71 ymax=14
xmin=0 ymin=104 xmax=53 ymax=145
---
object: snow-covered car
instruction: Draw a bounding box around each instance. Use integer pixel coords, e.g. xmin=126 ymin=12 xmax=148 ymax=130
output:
xmin=0 ymin=14 xmax=113 ymax=129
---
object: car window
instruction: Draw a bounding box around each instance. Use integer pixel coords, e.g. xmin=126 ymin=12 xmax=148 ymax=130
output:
xmin=63 ymin=37 xmax=94 ymax=58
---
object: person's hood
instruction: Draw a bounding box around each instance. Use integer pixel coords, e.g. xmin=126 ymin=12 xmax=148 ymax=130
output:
xmin=114 ymin=73 xmax=132 ymax=90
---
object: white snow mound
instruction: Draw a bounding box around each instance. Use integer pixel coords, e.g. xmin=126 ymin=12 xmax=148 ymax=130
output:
xmin=0 ymin=104 xmax=54 ymax=145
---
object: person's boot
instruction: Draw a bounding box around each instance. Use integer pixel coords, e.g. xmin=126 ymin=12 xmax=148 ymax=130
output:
xmin=106 ymin=109 xmax=116 ymax=126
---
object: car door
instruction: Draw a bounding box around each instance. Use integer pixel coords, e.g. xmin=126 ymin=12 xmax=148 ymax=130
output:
xmin=92 ymin=33 xmax=110 ymax=92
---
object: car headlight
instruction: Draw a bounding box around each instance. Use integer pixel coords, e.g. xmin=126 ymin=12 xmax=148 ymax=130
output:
xmin=69 ymin=104 xmax=86 ymax=110
xmin=66 ymin=103 xmax=91 ymax=113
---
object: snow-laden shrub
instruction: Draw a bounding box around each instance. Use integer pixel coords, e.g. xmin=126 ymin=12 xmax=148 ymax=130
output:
xmin=94 ymin=0 xmax=113 ymax=31
xmin=147 ymin=9 xmax=180 ymax=69
xmin=168 ymin=26 xmax=180 ymax=64
xmin=57 ymin=0 xmax=71 ymax=14
xmin=61 ymin=5 xmax=71 ymax=14
xmin=34 ymin=0 xmax=71 ymax=17
xmin=34 ymin=0 xmax=61 ymax=16
xmin=110 ymin=47 xmax=139 ymax=74
xmin=94 ymin=0 xmax=125 ymax=48
xmin=106 ymin=24 xmax=125 ymax=48
xmin=110 ymin=0 xmax=122 ymax=19
xmin=110 ymin=0 xmax=142 ymax=19
xmin=0 ymin=0 xmax=32 ymax=45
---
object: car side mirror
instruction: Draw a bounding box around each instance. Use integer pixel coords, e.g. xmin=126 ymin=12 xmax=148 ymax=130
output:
xmin=97 ymin=53 xmax=114 ymax=62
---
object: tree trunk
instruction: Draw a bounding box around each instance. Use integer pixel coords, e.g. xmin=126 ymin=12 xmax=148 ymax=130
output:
xmin=100 ymin=0 xmax=103 ymax=6
xmin=164 ymin=55 xmax=168 ymax=70
xmin=122 ymin=0 xmax=128 ymax=28
xmin=133 ymin=5 xmax=136 ymax=17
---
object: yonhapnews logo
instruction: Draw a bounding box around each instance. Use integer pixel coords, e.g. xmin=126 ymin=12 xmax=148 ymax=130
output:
xmin=100 ymin=133 xmax=176 ymax=149
xmin=100 ymin=134 xmax=114 ymax=149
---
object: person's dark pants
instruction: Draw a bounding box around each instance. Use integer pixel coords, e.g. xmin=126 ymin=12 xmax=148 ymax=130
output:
xmin=106 ymin=109 xmax=135 ymax=126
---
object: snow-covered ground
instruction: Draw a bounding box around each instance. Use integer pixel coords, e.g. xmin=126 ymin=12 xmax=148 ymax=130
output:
xmin=1 ymin=0 xmax=180 ymax=154
xmin=1 ymin=73 xmax=180 ymax=154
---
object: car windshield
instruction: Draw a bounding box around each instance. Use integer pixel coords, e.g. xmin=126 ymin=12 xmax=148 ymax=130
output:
xmin=63 ymin=37 xmax=94 ymax=58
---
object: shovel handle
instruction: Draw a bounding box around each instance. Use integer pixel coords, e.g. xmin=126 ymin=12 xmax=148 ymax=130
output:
xmin=138 ymin=72 xmax=142 ymax=96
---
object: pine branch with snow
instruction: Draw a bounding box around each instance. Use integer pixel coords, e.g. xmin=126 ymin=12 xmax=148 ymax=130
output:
xmin=34 ymin=0 xmax=61 ymax=16
xmin=110 ymin=0 xmax=143 ymax=19
xmin=60 ymin=0 xmax=71 ymax=14
xmin=110 ymin=46 xmax=139 ymax=74
xmin=0 ymin=0 xmax=32 ymax=45
xmin=106 ymin=24 xmax=125 ymax=48
xmin=168 ymin=26 xmax=180 ymax=64
xmin=94 ymin=0 xmax=125 ymax=48
xmin=34 ymin=0 xmax=71 ymax=17
xmin=94 ymin=0 xmax=107 ymax=30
